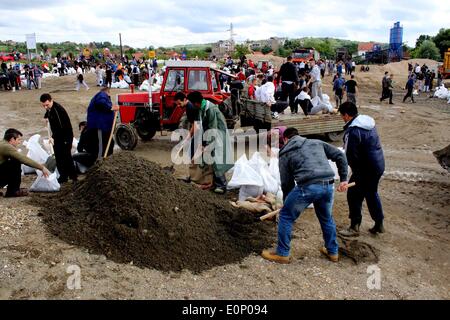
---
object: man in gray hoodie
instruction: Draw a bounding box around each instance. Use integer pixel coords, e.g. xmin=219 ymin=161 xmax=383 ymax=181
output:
xmin=261 ymin=128 xmax=349 ymax=264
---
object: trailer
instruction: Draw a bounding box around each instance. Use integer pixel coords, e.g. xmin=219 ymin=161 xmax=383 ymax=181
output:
xmin=239 ymin=98 xmax=345 ymax=141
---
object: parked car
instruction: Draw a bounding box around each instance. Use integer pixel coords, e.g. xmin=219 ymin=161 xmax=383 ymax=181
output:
xmin=0 ymin=53 xmax=15 ymax=62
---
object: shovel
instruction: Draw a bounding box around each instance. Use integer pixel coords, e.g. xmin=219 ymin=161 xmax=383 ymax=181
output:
xmin=45 ymin=121 xmax=57 ymax=172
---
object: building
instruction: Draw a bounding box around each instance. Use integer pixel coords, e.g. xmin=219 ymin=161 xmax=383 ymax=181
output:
xmin=211 ymin=39 xmax=235 ymax=58
xmin=357 ymin=42 xmax=378 ymax=57
xmin=245 ymin=37 xmax=287 ymax=53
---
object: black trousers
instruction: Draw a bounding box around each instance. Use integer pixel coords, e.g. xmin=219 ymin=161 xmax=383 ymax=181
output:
xmin=54 ymin=139 xmax=77 ymax=181
xmin=381 ymin=89 xmax=393 ymax=103
xmin=403 ymin=88 xmax=414 ymax=102
xmin=72 ymin=152 xmax=96 ymax=169
xmin=347 ymin=174 xmax=384 ymax=225
xmin=281 ymin=82 xmax=297 ymax=113
xmin=0 ymin=157 xmax=22 ymax=195
xmin=271 ymin=101 xmax=289 ymax=114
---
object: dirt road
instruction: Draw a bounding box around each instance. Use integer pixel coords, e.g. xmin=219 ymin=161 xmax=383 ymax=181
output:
xmin=0 ymin=72 xmax=449 ymax=299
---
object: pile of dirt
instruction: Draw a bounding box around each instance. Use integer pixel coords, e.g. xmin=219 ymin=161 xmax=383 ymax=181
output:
xmin=338 ymin=236 xmax=379 ymax=265
xmin=33 ymin=152 xmax=275 ymax=273
xmin=356 ymin=58 xmax=439 ymax=90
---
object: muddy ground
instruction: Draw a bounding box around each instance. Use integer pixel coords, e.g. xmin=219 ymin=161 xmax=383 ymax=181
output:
xmin=0 ymin=71 xmax=449 ymax=299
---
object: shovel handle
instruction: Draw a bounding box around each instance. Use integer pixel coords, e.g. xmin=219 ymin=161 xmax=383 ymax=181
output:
xmin=104 ymin=110 xmax=118 ymax=159
xmin=260 ymin=209 xmax=280 ymax=221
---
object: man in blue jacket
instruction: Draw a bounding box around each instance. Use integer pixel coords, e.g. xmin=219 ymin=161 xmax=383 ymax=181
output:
xmin=261 ymin=127 xmax=349 ymax=264
xmin=87 ymin=87 xmax=119 ymax=158
xmin=338 ymin=102 xmax=385 ymax=236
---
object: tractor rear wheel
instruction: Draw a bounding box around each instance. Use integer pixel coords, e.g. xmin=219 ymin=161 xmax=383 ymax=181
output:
xmin=115 ymin=123 xmax=138 ymax=150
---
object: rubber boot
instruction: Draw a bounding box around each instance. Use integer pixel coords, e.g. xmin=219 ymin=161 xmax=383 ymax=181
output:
xmin=339 ymin=222 xmax=360 ymax=237
xmin=369 ymin=221 xmax=385 ymax=234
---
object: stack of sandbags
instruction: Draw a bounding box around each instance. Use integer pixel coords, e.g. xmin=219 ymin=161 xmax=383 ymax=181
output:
xmin=111 ymin=80 xmax=130 ymax=89
xmin=433 ymin=85 xmax=450 ymax=103
xmin=227 ymin=152 xmax=282 ymax=201
xmin=42 ymin=73 xmax=59 ymax=79
xmin=230 ymin=192 xmax=283 ymax=214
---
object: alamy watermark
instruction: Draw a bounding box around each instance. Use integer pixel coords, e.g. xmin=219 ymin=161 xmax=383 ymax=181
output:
xmin=367 ymin=265 xmax=381 ymax=290
xmin=170 ymin=125 xmax=280 ymax=165
xmin=66 ymin=265 xmax=81 ymax=290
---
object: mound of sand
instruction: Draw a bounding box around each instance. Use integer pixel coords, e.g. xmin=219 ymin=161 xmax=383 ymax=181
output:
xmin=356 ymin=59 xmax=439 ymax=90
xmin=33 ymin=152 xmax=275 ymax=273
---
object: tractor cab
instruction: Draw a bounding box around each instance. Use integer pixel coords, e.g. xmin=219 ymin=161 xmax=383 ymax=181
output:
xmin=116 ymin=60 xmax=236 ymax=150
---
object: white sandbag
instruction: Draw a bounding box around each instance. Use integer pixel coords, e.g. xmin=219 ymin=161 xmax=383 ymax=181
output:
xmin=248 ymin=152 xmax=267 ymax=171
xmin=89 ymin=67 xmax=96 ymax=74
xmin=248 ymin=152 xmax=279 ymax=194
xmin=72 ymin=138 xmax=79 ymax=155
xmin=111 ymin=80 xmax=130 ymax=89
xmin=433 ymin=86 xmax=448 ymax=99
xmin=311 ymin=96 xmax=320 ymax=108
xmin=29 ymin=171 xmax=60 ymax=192
xmin=260 ymin=168 xmax=279 ymax=194
xmin=75 ymin=161 xmax=88 ymax=174
xmin=239 ymin=185 xmax=264 ymax=201
xmin=22 ymin=135 xmax=50 ymax=174
xmin=268 ymin=157 xmax=281 ymax=185
xmin=227 ymin=155 xmax=263 ymax=189
xmin=42 ymin=73 xmax=59 ymax=79
xmin=139 ymin=80 xmax=149 ymax=91
xmin=67 ymin=67 xmax=76 ymax=75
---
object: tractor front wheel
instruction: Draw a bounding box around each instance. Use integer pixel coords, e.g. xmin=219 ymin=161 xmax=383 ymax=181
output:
xmin=115 ymin=123 xmax=138 ymax=150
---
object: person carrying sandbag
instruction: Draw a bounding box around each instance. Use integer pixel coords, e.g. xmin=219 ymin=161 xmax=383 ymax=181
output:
xmin=0 ymin=128 xmax=50 ymax=197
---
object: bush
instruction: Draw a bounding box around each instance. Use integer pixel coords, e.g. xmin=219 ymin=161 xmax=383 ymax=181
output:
xmin=414 ymin=40 xmax=441 ymax=60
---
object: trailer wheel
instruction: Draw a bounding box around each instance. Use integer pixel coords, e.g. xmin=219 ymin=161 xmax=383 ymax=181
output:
xmin=326 ymin=131 xmax=344 ymax=142
xmin=115 ymin=124 xmax=138 ymax=150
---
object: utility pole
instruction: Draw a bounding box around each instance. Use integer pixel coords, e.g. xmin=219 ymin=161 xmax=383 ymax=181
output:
xmin=119 ymin=33 xmax=123 ymax=62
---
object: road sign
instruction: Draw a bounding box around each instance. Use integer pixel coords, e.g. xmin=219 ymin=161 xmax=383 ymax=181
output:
xmin=148 ymin=50 xmax=156 ymax=58
xmin=83 ymin=48 xmax=91 ymax=57
xmin=26 ymin=33 xmax=36 ymax=50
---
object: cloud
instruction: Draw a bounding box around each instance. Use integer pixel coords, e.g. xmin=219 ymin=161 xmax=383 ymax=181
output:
xmin=0 ymin=0 xmax=448 ymax=48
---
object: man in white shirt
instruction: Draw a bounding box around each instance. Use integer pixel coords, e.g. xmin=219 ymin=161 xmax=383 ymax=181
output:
xmin=258 ymin=76 xmax=289 ymax=118
xmin=307 ymin=59 xmax=323 ymax=100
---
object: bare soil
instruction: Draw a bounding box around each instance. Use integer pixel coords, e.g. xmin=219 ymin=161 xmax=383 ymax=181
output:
xmin=0 ymin=71 xmax=449 ymax=300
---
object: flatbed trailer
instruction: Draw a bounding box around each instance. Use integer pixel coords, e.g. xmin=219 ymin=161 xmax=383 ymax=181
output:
xmin=239 ymin=98 xmax=345 ymax=141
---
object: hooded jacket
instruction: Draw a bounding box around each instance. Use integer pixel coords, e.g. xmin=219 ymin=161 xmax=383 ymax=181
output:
xmin=279 ymin=135 xmax=348 ymax=198
xmin=343 ymin=115 xmax=385 ymax=178
xmin=87 ymin=90 xmax=114 ymax=133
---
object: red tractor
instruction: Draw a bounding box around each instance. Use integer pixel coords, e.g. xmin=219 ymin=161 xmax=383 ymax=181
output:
xmin=115 ymin=61 xmax=238 ymax=150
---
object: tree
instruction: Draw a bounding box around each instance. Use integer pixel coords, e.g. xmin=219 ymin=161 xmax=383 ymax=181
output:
xmin=415 ymin=35 xmax=431 ymax=49
xmin=414 ymin=40 xmax=441 ymax=60
xmin=235 ymin=44 xmax=250 ymax=57
xmin=261 ymin=46 xmax=272 ymax=55
xmin=432 ymin=28 xmax=450 ymax=58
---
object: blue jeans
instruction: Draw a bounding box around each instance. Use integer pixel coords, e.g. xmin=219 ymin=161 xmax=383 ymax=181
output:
xmin=276 ymin=183 xmax=338 ymax=256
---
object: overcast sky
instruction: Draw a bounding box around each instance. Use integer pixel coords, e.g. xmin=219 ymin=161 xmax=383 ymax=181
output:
xmin=0 ymin=0 xmax=448 ymax=48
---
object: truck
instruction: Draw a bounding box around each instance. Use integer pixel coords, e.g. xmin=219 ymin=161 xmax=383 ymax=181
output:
xmin=438 ymin=48 xmax=450 ymax=79
xmin=115 ymin=60 xmax=237 ymax=150
xmin=292 ymin=48 xmax=320 ymax=64
xmin=335 ymin=47 xmax=350 ymax=62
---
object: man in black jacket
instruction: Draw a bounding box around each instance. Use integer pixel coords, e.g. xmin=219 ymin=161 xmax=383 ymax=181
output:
xmin=40 ymin=93 xmax=77 ymax=184
xmin=278 ymin=56 xmax=299 ymax=114
xmin=338 ymin=102 xmax=385 ymax=236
